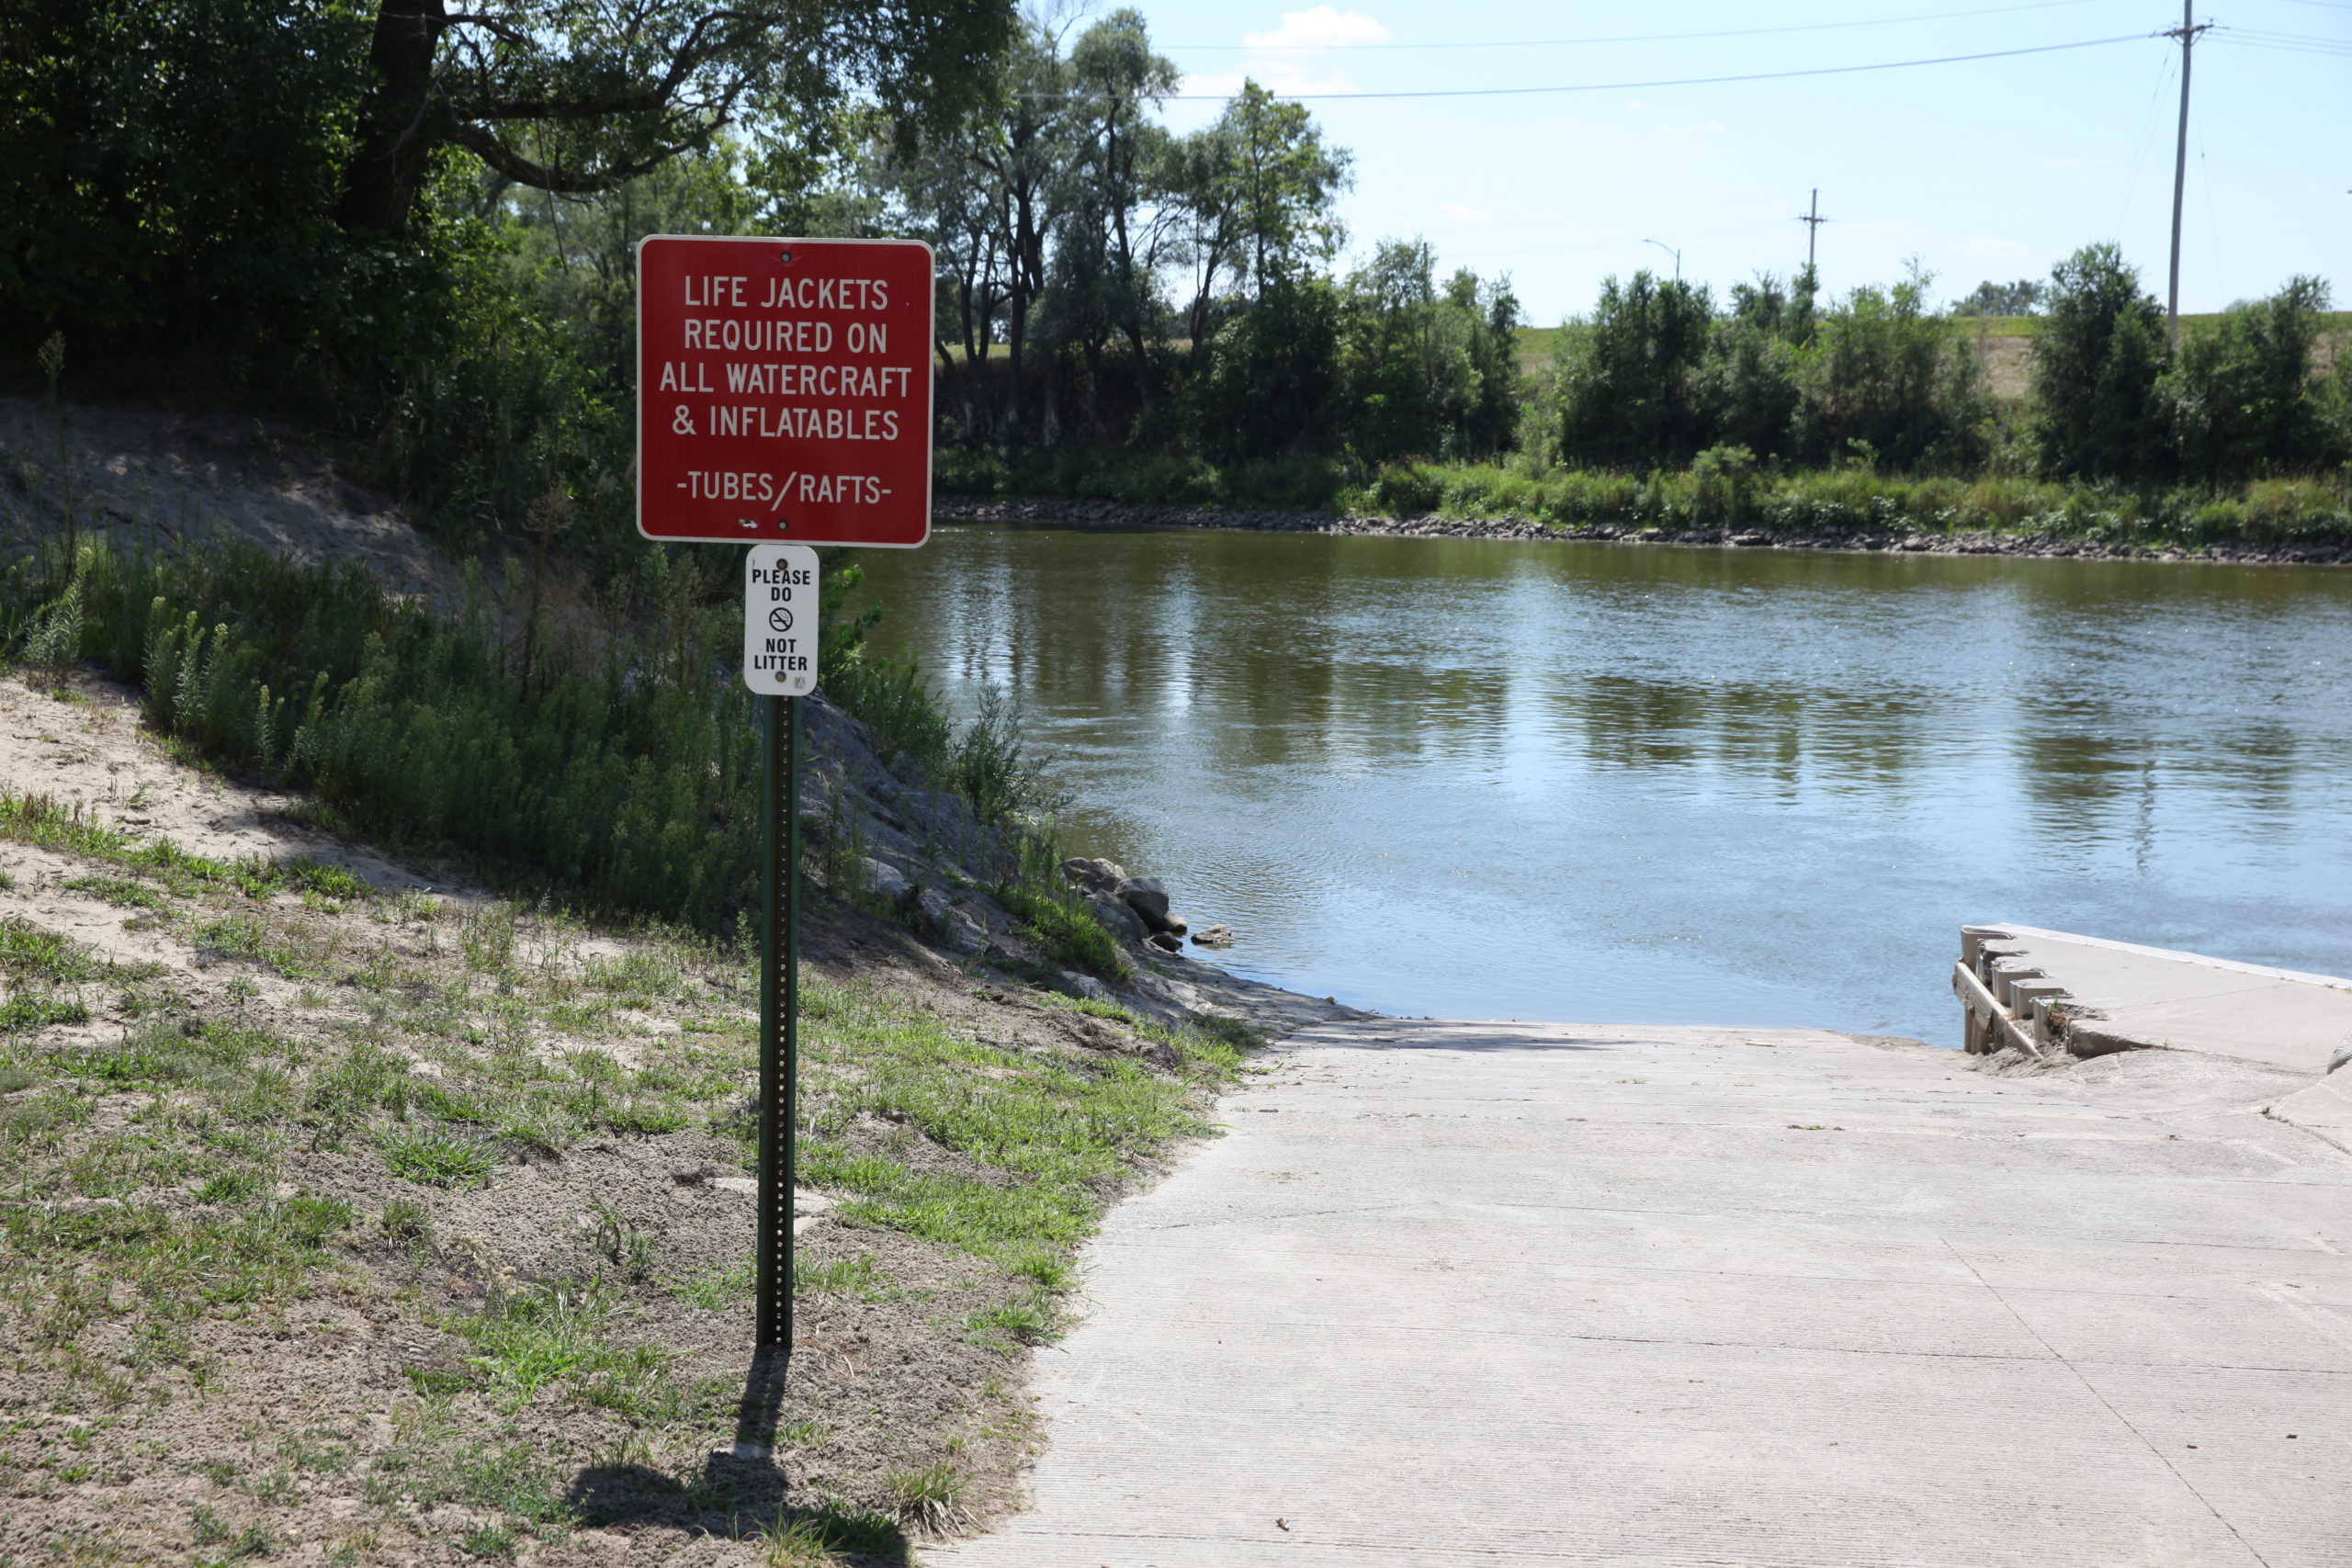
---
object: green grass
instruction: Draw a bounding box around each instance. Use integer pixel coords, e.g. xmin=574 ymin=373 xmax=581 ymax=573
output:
xmin=63 ymin=874 xmax=167 ymax=910
xmin=669 ymin=1248 xmax=893 ymax=1311
xmin=786 ymin=977 xmax=1244 ymax=1263
xmin=1331 ymin=458 xmax=2352 ymax=551
xmin=886 ymin=1459 xmax=973 ymax=1534
xmin=995 ymin=883 xmax=1127 ymax=979
xmin=963 ymin=1288 xmax=1062 ymax=1352
xmin=379 ymin=1126 xmax=497 ymax=1189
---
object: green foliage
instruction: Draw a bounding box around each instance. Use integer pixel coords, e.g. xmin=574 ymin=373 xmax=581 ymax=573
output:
xmin=1953 ymin=277 xmax=2046 ymax=317
xmin=946 ymin=685 xmax=1062 ymax=829
xmin=1338 ymin=242 xmax=1523 ymax=462
xmin=1558 ymin=271 xmax=1716 ymax=468
xmin=2033 ymin=243 xmax=2172 ymax=480
xmin=1799 ymin=264 xmax=1986 ymax=470
xmin=1698 ymin=287 xmax=1803 ymax=462
xmin=1329 ymin=453 xmax=2352 ymax=547
xmin=996 ymin=883 xmax=1125 ymax=978
xmin=0 ymin=0 xmax=369 ymax=354
xmin=380 ymin=1198 xmax=433 ymax=1243
xmin=1183 ymin=273 xmax=1347 ymax=462
xmin=887 ymin=1459 xmax=973 ymax=1533
xmin=2165 ymin=276 xmax=2335 ymax=481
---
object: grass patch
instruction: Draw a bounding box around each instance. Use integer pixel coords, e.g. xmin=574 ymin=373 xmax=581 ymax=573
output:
xmin=886 ymin=1459 xmax=973 ymax=1535
xmin=63 ymin=874 xmax=167 ymax=910
xmin=994 ymin=883 xmax=1126 ymax=979
xmin=379 ymin=1126 xmax=497 ymax=1189
xmin=964 ymin=1287 xmax=1062 ymax=1352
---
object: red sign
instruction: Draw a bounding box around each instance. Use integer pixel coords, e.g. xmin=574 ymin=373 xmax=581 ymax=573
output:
xmin=636 ymin=235 xmax=933 ymax=547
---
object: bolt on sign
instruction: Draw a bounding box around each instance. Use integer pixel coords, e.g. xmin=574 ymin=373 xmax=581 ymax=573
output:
xmin=636 ymin=235 xmax=933 ymax=547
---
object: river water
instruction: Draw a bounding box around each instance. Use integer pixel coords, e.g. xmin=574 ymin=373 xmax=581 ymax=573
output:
xmin=854 ymin=526 xmax=2352 ymax=1044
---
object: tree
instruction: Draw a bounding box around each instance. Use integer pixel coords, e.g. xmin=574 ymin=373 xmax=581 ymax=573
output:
xmin=0 ymin=0 xmax=367 ymax=350
xmin=1337 ymin=242 xmax=1521 ymax=461
xmin=1952 ymin=278 xmax=2045 ymax=317
xmin=1182 ymin=274 xmax=1344 ymax=462
xmin=958 ymin=16 xmax=1078 ymax=441
xmin=2165 ymin=276 xmax=2335 ymax=481
xmin=335 ymin=0 xmax=1013 ymax=238
xmin=1800 ymin=263 xmax=1984 ymax=470
xmin=1064 ymin=10 xmax=1181 ymax=414
xmin=2032 ymin=243 xmax=2169 ymax=481
xmin=1168 ymin=81 xmax=1351 ymax=349
xmin=1557 ymin=271 xmax=1714 ymax=469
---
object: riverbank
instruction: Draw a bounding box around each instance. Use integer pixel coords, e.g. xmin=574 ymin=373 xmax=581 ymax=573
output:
xmin=0 ymin=659 xmax=1345 ymax=1565
xmin=934 ymin=494 xmax=2352 ymax=565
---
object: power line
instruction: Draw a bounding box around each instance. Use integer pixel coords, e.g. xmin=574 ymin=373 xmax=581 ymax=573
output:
xmin=1141 ymin=33 xmax=2156 ymax=102
xmin=2212 ymin=27 xmax=2352 ymax=53
xmin=1169 ymin=0 xmax=2115 ymax=53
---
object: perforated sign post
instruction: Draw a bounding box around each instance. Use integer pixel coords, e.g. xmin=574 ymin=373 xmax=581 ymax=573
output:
xmin=638 ymin=236 xmax=933 ymax=1372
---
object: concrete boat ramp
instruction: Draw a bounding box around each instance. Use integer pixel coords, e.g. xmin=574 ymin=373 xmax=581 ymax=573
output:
xmin=932 ymin=937 xmax=2352 ymax=1568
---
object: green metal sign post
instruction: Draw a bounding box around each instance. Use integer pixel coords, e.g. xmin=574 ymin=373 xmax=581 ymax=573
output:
xmin=756 ymin=691 xmax=801 ymax=1348
xmin=638 ymin=234 xmax=933 ymax=1450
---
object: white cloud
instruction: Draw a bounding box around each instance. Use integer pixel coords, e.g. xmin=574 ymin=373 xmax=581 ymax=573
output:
xmin=1442 ymin=203 xmax=1499 ymax=222
xmin=1624 ymin=98 xmax=1651 ymax=112
xmin=1244 ymin=6 xmax=1390 ymax=51
xmin=1659 ymin=118 xmax=1726 ymax=138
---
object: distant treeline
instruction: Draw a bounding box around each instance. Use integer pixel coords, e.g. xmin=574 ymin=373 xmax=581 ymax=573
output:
xmin=1545 ymin=250 xmax=2346 ymax=488
xmin=2 ymin=2 xmax=2346 ymax=549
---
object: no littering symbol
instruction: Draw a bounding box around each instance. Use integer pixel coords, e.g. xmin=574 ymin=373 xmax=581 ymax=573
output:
xmin=768 ymin=606 xmax=793 ymax=633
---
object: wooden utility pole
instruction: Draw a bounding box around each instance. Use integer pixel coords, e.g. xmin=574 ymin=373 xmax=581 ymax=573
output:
xmin=1796 ymin=188 xmax=1828 ymax=274
xmin=2164 ymin=2 xmax=2211 ymax=345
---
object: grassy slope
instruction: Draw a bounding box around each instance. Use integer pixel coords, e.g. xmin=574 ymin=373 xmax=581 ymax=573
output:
xmin=0 ymin=676 xmax=1257 ymax=1567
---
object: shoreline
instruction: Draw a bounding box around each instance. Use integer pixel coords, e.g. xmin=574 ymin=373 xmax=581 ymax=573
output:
xmin=933 ymin=494 xmax=2352 ymax=566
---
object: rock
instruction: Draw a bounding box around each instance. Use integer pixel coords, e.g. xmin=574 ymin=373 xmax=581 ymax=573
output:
xmin=918 ymin=887 xmax=989 ymax=953
xmin=1057 ymin=969 xmax=1114 ymax=1002
xmin=1086 ymin=894 xmax=1148 ymax=944
xmin=862 ymin=857 xmax=911 ymax=901
xmin=1061 ymin=856 xmax=1127 ymax=897
xmin=1147 ymin=931 xmax=1183 ymax=953
xmin=1164 ymin=913 xmax=1189 ymax=937
xmin=1191 ymin=923 xmax=1237 ymax=948
xmin=1122 ymin=875 xmax=1174 ymax=931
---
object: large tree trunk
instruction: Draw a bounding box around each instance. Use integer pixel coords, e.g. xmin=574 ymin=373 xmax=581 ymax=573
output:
xmin=336 ymin=0 xmax=449 ymax=236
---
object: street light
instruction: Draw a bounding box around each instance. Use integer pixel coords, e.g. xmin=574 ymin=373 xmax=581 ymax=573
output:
xmin=1640 ymin=239 xmax=1681 ymax=282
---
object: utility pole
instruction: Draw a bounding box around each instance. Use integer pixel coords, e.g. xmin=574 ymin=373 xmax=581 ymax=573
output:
xmin=2164 ymin=2 xmax=2211 ymax=345
xmin=1796 ymin=188 xmax=1828 ymax=275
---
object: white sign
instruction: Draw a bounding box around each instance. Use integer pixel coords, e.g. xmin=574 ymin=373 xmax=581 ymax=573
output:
xmin=743 ymin=544 xmax=819 ymax=695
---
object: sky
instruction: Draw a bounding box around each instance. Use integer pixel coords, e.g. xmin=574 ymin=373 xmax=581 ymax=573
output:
xmin=1106 ymin=0 xmax=2352 ymax=322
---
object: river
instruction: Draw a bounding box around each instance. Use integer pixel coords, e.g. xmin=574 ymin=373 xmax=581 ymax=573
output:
xmin=854 ymin=526 xmax=2352 ymax=1044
